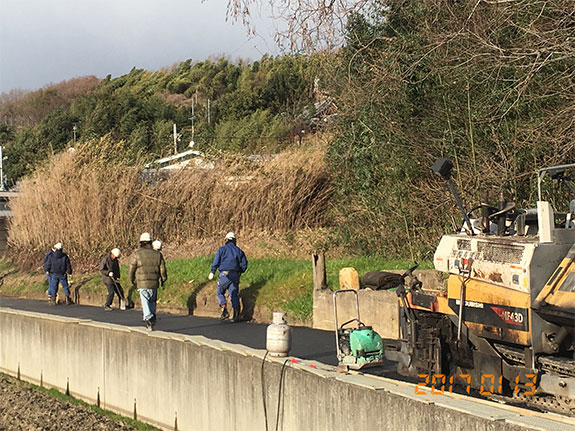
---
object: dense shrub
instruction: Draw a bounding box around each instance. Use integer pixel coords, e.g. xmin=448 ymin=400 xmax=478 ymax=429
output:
xmin=326 ymin=0 xmax=575 ymax=259
xmin=8 ymin=138 xmax=332 ymax=269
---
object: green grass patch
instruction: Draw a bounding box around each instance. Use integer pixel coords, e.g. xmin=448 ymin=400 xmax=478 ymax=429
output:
xmin=0 ymin=256 xmax=431 ymax=322
xmin=157 ymin=256 xmax=429 ymax=321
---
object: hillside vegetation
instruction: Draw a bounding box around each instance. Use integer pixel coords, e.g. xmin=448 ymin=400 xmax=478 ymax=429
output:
xmin=1 ymin=55 xmax=322 ymax=184
xmin=2 ymin=1 xmax=575 ymax=266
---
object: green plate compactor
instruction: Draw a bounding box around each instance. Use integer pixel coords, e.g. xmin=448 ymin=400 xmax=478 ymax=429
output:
xmin=333 ymin=289 xmax=384 ymax=370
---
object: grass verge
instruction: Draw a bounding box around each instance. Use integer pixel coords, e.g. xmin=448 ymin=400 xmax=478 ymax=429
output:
xmin=0 ymin=256 xmax=432 ymax=322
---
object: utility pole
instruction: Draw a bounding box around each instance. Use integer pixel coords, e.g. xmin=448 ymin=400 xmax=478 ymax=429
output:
xmin=191 ymin=99 xmax=195 ymax=145
xmin=0 ymin=146 xmax=4 ymax=191
xmin=173 ymin=123 xmax=178 ymax=154
xmin=192 ymin=90 xmax=198 ymax=144
xmin=207 ymin=98 xmax=210 ymax=125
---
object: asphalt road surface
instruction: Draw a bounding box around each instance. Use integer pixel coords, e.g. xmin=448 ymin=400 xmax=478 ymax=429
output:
xmin=0 ymin=296 xmax=338 ymax=366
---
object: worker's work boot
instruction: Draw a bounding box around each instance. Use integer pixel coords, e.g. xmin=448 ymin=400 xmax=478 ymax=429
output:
xmin=145 ymin=320 xmax=153 ymax=331
xmin=220 ymin=306 xmax=229 ymax=320
xmin=232 ymin=308 xmax=240 ymax=323
xmin=48 ymin=296 xmax=56 ymax=306
xmin=65 ymin=296 xmax=73 ymax=305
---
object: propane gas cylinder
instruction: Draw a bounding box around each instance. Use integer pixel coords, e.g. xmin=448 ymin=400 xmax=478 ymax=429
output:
xmin=266 ymin=312 xmax=292 ymax=357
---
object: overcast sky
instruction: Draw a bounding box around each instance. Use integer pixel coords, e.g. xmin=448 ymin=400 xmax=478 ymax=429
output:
xmin=0 ymin=0 xmax=279 ymax=94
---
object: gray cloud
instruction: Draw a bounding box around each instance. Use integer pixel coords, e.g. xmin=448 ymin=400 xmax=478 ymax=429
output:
xmin=0 ymin=0 xmax=278 ymax=93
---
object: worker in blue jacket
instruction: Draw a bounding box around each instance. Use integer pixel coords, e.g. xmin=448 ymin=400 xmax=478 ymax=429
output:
xmin=209 ymin=232 xmax=248 ymax=322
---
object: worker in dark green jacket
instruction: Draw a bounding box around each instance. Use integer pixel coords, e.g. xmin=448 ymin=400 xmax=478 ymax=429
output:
xmin=128 ymin=232 xmax=167 ymax=330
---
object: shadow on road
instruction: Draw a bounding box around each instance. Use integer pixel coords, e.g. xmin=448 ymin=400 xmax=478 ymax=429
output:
xmin=239 ymin=279 xmax=266 ymax=321
xmin=186 ymin=280 xmax=209 ymax=315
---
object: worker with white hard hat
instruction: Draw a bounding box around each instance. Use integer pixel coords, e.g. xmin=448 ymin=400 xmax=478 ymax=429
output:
xmin=208 ymin=231 xmax=248 ymax=322
xmin=43 ymin=243 xmax=58 ymax=281
xmin=128 ymin=232 xmax=167 ymax=330
xmin=43 ymin=242 xmax=73 ymax=305
xmin=100 ymin=247 xmax=124 ymax=311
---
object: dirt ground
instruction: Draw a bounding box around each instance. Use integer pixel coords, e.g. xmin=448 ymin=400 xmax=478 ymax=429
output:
xmin=0 ymin=374 xmax=151 ymax=431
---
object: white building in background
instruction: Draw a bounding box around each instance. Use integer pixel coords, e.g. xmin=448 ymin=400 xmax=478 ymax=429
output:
xmin=144 ymin=149 xmax=215 ymax=171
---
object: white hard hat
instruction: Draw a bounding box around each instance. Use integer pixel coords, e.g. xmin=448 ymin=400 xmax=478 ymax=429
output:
xmin=225 ymin=232 xmax=236 ymax=241
xmin=54 ymin=242 xmax=62 ymax=250
xmin=152 ymin=240 xmax=162 ymax=251
xmin=139 ymin=232 xmax=152 ymax=242
xmin=111 ymin=248 xmax=121 ymax=257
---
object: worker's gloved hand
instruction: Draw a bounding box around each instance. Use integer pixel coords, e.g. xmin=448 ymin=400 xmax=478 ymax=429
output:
xmin=108 ymin=272 xmax=114 ymax=277
xmin=208 ymin=272 xmax=214 ymax=280
xmin=45 ymin=271 xmax=49 ymax=277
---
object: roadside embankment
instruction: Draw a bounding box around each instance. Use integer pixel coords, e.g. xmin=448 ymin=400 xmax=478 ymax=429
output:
xmin=0 ymin=257 xmax=434 ymax=325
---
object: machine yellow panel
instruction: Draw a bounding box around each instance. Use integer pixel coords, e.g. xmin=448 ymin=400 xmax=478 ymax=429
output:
xmin=447 ymin=275 xmax=531 ymax=345
xmin=535 ymin=245 xmax=575 ymax=312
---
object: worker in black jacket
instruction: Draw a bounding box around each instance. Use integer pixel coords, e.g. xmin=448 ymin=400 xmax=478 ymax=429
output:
xmin=100 ymin=248 xmax=123 ymax=311
xmin=43 ymin=245 xmax=56 ymax=281
xmin=43 ymin=242 xmax=73 ymax=305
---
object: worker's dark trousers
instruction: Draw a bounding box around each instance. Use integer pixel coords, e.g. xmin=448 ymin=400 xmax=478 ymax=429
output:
xmin=104 ymin=282 xmax=124 ymax=307
xmin=216 ymin=271 xmax=240 ymax=309
xmin=48 ymin=274 xmax=70 ymax=298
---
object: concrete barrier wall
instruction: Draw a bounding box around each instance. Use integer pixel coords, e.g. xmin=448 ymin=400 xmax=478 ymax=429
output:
xmin=313 ymin=270 xmax=445 ymax=339
xmin=313 ymin=289 xmax=401 ymax=339
xmin=0 ymin=308 xmax=568 ymax=431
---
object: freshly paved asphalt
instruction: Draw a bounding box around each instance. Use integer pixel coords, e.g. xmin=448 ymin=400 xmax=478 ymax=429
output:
xmin=0 ymin=296 xmax=339 ymax=366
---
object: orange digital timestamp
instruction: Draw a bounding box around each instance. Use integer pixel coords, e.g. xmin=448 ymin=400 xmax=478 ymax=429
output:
xmin=414 ymin=374 xmax=537 ymax=396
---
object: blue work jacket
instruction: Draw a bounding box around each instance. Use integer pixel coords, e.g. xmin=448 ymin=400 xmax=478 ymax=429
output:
xmin=44 ymin=249 xmax=72 ymax=275
xmin=211 ymin=242 xmax=248 ymax=274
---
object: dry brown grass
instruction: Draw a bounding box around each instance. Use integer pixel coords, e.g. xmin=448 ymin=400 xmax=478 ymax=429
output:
xmin=8 ymin=138 xmax=333 ymax=271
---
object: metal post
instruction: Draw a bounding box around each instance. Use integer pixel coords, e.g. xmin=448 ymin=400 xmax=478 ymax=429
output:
xmin=447 ymin=178 xmax=475 ymax=235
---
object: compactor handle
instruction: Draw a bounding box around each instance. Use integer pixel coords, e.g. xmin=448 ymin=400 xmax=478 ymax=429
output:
xmin=333 ymin=289 xmax=362 ymax=361
xmin=333 ymin=289 xmax=361 ymax=327
xmin=339 ymin=318 xmax=364 ymax=329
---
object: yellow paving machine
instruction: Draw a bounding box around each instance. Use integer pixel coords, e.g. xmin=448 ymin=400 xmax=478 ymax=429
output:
xmin=384 ymin=159 xmax=575 ymax=413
